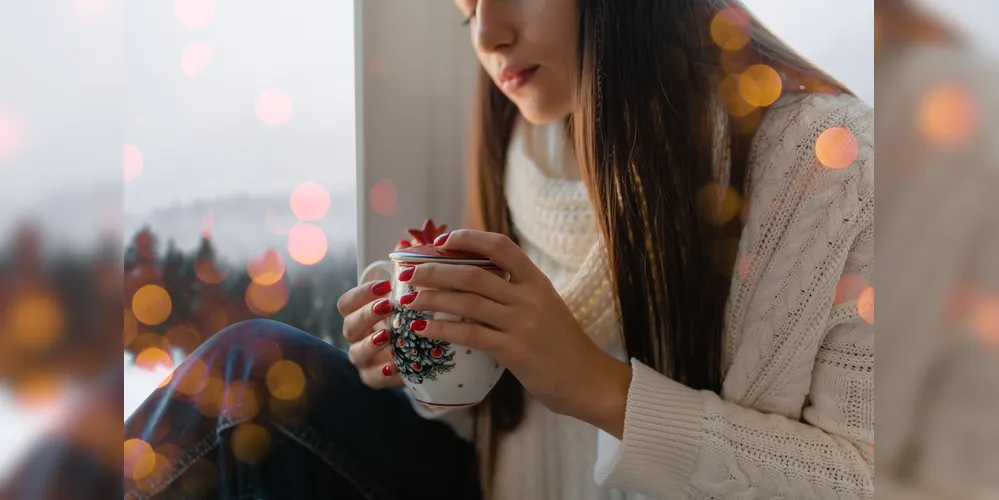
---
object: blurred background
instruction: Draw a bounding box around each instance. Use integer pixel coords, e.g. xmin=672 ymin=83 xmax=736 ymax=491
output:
xmin=0 ymin=0 xmax=996 ymax=497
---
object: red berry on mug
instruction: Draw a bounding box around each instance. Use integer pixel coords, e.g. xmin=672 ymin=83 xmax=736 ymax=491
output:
xmin=431 ymin=347 xmax=443 ymax=358
xmin=411 ymin=362 xmax=422 ymax=371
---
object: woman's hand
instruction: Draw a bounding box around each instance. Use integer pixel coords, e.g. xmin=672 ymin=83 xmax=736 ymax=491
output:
xmin=338 ymin=239 xmax=414 ymax=390
xmin=401 ymin=230 xmax=633 ymax=437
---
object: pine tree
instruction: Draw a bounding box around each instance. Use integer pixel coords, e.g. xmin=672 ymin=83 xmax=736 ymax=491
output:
xmin=391 ymin=285 xmax=455 ymax=384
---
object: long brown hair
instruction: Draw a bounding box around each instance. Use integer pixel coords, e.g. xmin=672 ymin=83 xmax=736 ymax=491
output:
xmin=464 ymin=0 xmax=849 ymax=491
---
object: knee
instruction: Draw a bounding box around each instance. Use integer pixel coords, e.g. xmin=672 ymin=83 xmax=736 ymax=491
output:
xmin=192 ymin=319 xmax=348 ymax=372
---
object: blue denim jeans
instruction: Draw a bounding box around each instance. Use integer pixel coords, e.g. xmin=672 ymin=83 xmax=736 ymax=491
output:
xmin=123 ymin=319 xmax=481 ymax=499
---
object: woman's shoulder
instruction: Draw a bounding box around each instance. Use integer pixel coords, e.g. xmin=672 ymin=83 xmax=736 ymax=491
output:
xmin=747 ymin=91 xmax=874 ymax=201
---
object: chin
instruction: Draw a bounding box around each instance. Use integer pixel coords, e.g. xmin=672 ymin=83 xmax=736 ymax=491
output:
xmin=510 ymin=93 xmax=572 ymax=125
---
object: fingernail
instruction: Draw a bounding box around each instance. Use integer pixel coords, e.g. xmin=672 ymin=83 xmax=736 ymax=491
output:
xmin=372 ymin=329 xmax=389 ymax=346
xmin=398 ymin=239 xmax=411 ymax=249
xmin=433 ymin=232 xmax=450 ymax=246
xmin=382 ymin=364 xmax=394 ymax=376
xmin=400 ymin=291 xmax=418 ymax=305
xmin=398 ymin=266 xmax=415 ymax=282
xmin=371 ymin=280 xmax=392 ymax=296
xmin=410 ymin=319 xmax=428 ymax=332
xmin=372 ymin=299 xmax=392 ymax=316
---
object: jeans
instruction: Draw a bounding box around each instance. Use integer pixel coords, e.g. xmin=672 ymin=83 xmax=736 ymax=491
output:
xmin=124 ymin=319 xmax=482 ymax=499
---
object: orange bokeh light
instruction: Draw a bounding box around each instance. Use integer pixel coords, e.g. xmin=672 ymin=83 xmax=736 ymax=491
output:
xmin=166 ymin=324 xmax=201 ymax=355
xmin=124 ymin=142 xmax=144 ymax=182
xmin=247 ymin=249 xmax=285 ymax=286
xmin=739 ymin=65 xmax=783 ymax=107
xmin=124 ymin=439 xmax=156 ymax=481
xmin=0 ymin=108 xmax=24 ymax=160
xmin=290 ymin=181 xmax=331 ymax=221
xmin=255 ymin=88 xmax=293 ymax=127
xmin=136 ymin=348 xmax=174 ymax=371
xmin=287 ymin=223 xmax=327 ymax=265
xmin=972 ymin=295 xmax=999 ymax=348
xmin=718 ymin=74 xmax=757 ymax=118
xmin=180 ymin=42 xmax=215 ymax=78
xmin=6 ymin=292 xmax=65 ymax=351
xmin=835 ymin=274 xmax=869 ymax=306
xmin=815 ymin=127 xmax=859 ymax=170
xmin=195 ymin=376 xmax=224 ymax=417
xmin=919 ymin=83 xmax=977 ymax=146
xmin=267 ymin=360 xmax=306 ymax=401
xmin=370 ymin=178 xmax=398 ymax=217
xmin=174 ymin=0 xmax=216 ymax=29
xmin=132 ymin=285 xmax=172 ymax=326
xmin=16 ymin=372 xmax=62 ymax=408
xmin=857 ymin=286 xmax=874 ymax=325
xmin=245 ymin=281 xmax=290 ymax=317
xmin=710 ymin=7 xmax=751 ymax=51
xmin=195 ymin=257 xmax=228 ymax=284
xmin=176 ymin=359 xmax=211 ymax=396
xmin=231 ymin=422 xmax=271 ymax=464
xmin=696 ymin=183 xmax=741 ymax=226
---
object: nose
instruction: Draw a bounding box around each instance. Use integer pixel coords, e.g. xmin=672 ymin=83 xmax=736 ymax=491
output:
xmin=472 ymin=0 xmax=516 ymax=55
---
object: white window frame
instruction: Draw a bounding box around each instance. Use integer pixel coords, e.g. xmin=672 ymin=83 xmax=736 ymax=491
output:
xmin=354 ymin=0 xmax=478 ymax=274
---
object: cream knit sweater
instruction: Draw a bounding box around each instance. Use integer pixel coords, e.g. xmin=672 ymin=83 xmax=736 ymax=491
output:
xmin=423 ymin=91 xmax=874 ymax=499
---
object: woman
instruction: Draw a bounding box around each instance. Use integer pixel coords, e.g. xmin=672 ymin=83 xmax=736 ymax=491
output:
xmin=125 ymin=0 xmax=874 ymax=498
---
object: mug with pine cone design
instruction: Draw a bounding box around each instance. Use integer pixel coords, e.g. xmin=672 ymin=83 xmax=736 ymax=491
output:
xmin=359 ymin=221 xmax=507 ymax=408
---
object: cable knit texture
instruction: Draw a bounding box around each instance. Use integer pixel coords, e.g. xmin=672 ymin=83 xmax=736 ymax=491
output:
xmin=418 ymin=92 xmax=874 ymax=499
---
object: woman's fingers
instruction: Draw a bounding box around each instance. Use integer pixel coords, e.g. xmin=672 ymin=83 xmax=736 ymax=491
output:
xmin=342 ymin=297 xmax=394 ymax=343
xmin=412 ymin=318 xmax=503 ymax=354
xmin=347 ymin=328 xmax=391 ymax=368
xmin=403 ymin=289 xmax=509 ymax=330
xmin=356 ymin=349 xmax=403 ymax=389
xmin=337 ymin=280 xmax=392 ymax=317
xmin=402 ymin=263 xmax=514 ymax=305
xmin=435 ymin=230 xmax=540 ymax=284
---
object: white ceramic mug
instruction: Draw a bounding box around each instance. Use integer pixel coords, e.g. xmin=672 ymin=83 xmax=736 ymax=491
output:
xmin=360 ymin=246 xmax=507 ymax=408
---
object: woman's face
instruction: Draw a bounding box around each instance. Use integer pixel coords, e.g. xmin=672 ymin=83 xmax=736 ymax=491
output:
xmin=454 ymin=0 xmax=578 ymax=124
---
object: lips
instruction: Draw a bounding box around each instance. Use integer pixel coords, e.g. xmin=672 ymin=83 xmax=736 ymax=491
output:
xmin=497 ymin=64 xmax=539 ymax=92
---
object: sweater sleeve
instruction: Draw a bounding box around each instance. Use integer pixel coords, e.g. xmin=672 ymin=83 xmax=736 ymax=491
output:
xmin=595 ymin=94 xmax=875 ymax=499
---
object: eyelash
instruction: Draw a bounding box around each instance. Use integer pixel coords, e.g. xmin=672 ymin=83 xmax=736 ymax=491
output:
xmin=461 ymin=9 xmax=476 ymax=26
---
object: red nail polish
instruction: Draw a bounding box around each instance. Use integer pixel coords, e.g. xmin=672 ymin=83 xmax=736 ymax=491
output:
xmin=371 ymin=280 xmax=391 ymax=296
xmin=398 ymin=239 xmax=411 ymax=249
xmin=398 ymin=266 xmax=415 ymax=282
xmin=410 ymin=319 xmax=427 ymax=332
xmin=373 ymin=299 xmax=392 ymax=316
xmin=400 ymin=291 xmax=418 ymax=305
xmin=381 ymin=365 xmax=393 ymax=377
xmin=433 ymin=232 xmax=450 ymax=246
xmin=372 ymin=329 xmax=389 ymax=346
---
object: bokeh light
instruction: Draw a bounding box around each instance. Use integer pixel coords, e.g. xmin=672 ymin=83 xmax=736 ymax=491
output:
xmin=231 ymin=422 xmax=270 ymax=464
xmin=710 ymin=7 xmax=751 ymax=52
xmin=72 ymin=0 xmax=111 ymax=20
xmin=6 ymin=292 xmax=65 ymax=351
xmin=289 ymin=181 xmax=331 ymax=221
xmin=223 ymin=381 xmax=260 ymax=421
xmin=181 ymin=42 xmax=215 ymax=78
xmin=135 ymin=348 xmax=174 ymax=371
xmin=176 ymin=359 xmax=210 ymax=396
xmin=254 ymin=88 xmax=293 ymax=127
xmin=194 ymin=257 xmax=228 ymax=284
xmin=739 ymin=65 xmax=783 ymax=107
xmin=124 ymin=142 xmax=144 ymax=182
xmin=287 ymin=223 xmax=327 ymax=265
xmin=124 ymin=439 xmax=156 ymax=481
xmin=919 ymin=83 xmax=977 ymax=146
xmin=0 ymin=108 xmax=24 ymax=160
xmin=132 ymin=284 xmax=173 ymax=326
xmin=174 ymin=0 xmax=216 ymax=29
xmin=266 ymin=360 xmax=306 ymax=401
xmin=245 ymin=281 xmax=289 ymax=316
xmin=696 ymin=183 xmax=741 ymax=226
xmin=858 ymin=286 xmax=874 ymax=325
xmin=718 ymin=74 xmax=757 ymax=118
xmin=166 ymin=324 xmax=201 ymax=355
xmin=16 ymin=372 xmax=62 ymax=408
xmin=835 ymin=274 xmax=870 ymax=305
xmin=973 ymin=295 xmax=999 ymax=348
xmin=129 ymin=332 xmax=171 ymax=356
xmin=815 ymin=127 xmax=859 ymax=170
xmin=370 ymin=178 xmax=398 ymax=217
xmin=195 ymin=376 xmax=224 ymax=417
xmin=246 ymin=249 xmax=285 ymax=286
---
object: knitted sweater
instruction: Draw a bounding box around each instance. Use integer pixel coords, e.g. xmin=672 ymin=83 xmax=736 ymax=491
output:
xmin=423 ymin=91 xmax=875 ymax=499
